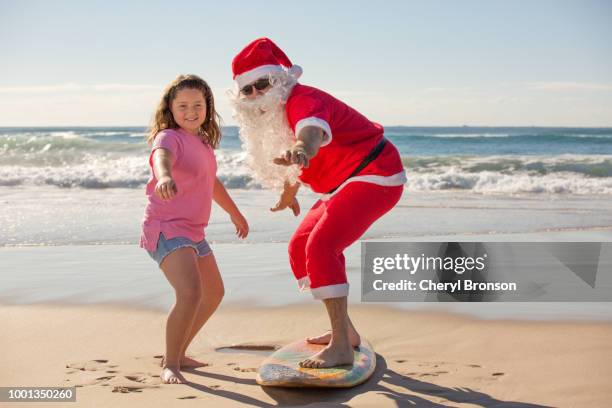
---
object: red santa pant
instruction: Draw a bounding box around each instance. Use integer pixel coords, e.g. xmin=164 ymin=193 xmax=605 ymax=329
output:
xmin=288 ymin=181 xmax=404 ymax=299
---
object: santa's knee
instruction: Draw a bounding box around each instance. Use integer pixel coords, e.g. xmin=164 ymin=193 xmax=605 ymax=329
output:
xmin=305 ymin=237 xmax=342 ymax=267
xmin=288 ymin=234 xmax=309 ymax=281
xmin=288 ymin=233 xmax=307 ymax=263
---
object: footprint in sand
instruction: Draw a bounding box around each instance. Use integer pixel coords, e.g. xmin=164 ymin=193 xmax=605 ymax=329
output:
xmin=402 ymin=361 xmax=507 ymax=385
xmin=102 ymin=375 xmax=161 ymax=392
xmin=233 ymin=367 xmax=258 ymax=373
xmin=124 ymin=375 xmax=148 ymax=383
xmin=134 ymin=355 xmax=163 ymax=366
xmin=65 ymin=359 xmax=160 ymax=392
xmin=418 ymin=370 xmax=450 ymax=377
xmin=66 ymin=360 xmax=112 ymax=372
xmin=112 ymin=386 xmax=143 ymax=393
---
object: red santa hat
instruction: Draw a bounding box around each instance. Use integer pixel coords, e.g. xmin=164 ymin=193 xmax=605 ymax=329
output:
xmin=232 ymin=37 xmax=302 ymax=88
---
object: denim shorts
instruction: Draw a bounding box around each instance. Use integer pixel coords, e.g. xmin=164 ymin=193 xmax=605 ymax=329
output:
xmin=147 ymin=232 xmax=212 ymax=267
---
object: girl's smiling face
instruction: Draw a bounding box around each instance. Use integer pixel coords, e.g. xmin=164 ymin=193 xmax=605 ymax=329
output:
xmin=170 ymin=88 xmax=207 ymax=134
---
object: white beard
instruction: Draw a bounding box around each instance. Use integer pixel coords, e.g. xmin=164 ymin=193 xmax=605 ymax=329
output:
xmin=229 ymin=81 xmax=299 ymax=191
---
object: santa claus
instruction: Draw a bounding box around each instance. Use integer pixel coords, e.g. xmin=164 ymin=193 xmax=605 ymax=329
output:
xmin=230 ymin=38 xmax=406 ymax=368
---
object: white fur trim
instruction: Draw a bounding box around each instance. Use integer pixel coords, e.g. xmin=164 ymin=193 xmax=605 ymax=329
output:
xmin=311 ymin=283 xmax=350 ymax=299
xmin=295 ymin=117 xmax=332 ymax=147
xmin=288 ymin=64 xmax=303 ymax=79
xmin=320 ymin=170 xmax=407 ymax=201
xmin=297 ymin=276 xmax=311 ymax=292
xmin=235 ymin=64 xmax=285 ymax=88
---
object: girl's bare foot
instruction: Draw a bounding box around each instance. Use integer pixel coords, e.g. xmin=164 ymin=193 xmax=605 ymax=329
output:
xmin=161 ymin=366 xmax=187 ymax=384
xmin=160 ymin=355 xmax=209 ymax=369
xmin=306 ymin=329 xmax=361 ymax=347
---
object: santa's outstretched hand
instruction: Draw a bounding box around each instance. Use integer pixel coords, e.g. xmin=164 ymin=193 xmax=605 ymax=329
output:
xmin=273 ymin=126 xmax=325 ymax=169
xmin=270 ymin=180 xmax=301 ymax=216
xmin=273 ymin=145 xmax=310 ymax=168
xmin=271 ymin=126 xmax=325 ymax=216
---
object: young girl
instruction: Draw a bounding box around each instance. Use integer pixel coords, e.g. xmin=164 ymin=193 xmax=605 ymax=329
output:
xmin=140 ymin=74 xmax=249 ymax=384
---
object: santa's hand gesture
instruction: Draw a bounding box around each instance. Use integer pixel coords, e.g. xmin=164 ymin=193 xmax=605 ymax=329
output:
xmin=273 ymin=146 xmax=309 ymax=168
xmin=270 ymin=195 xmax=300 ymax=216
xmin=273 ymin=127 xmax=324 ymax=169
xmin=270 ymin=181 xmax=301 ymax=217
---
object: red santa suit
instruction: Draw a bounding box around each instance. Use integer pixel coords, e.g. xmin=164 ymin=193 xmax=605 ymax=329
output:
xmin=285 ymin=84 xmax=406 ymax=299
xmin=232 ymin=38 xmax=406 ymax=299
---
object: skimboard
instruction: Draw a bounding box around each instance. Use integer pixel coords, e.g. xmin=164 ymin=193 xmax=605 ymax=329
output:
xmin=256 ymin=338 xmax=376 ymax=388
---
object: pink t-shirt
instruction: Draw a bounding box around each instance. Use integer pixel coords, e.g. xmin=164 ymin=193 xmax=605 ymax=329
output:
xmin=140 ymin=128 xmax=217 ymax=251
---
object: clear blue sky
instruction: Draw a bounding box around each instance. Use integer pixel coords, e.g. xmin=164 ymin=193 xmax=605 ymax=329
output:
xmin=1 ymin=0 xmax=611 ymax=126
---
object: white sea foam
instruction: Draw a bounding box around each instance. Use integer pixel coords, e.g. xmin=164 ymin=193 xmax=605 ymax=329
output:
xmin=406 ymin=168 xmax=612 ymax=194
xmin=1 ymin=126 xmax=610 ymax=194
xmin=1 ymin=151 xmax=611 ymax=194
xmin=0 ymin=156 xmax=150 ymax=188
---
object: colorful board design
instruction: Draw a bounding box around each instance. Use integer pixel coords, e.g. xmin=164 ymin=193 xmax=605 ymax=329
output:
xmin=256 ymin=338 xmax=376 ymax=388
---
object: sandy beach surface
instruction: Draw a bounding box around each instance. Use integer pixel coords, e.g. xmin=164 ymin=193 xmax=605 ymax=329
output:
xmin=2 ymin=188 xmax=612 ymax=407
xmin=2 ymin=303 xmax=611 ymax=407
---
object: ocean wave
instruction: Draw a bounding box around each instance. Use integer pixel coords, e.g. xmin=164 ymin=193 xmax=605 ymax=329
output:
xmin=0 ymin=150 xmax=262 ymax=190
xmin=0 ymin=157 xmax=151 ymax=188
xmin=405 ymin=170 xmax=612 ymax=194
xmin=0 ymin=134 xmax=147 ymax=166
xmin=1 ymin=140 xmax=611 ymax=194
xmin=409 ymin=133 xmax=515 ymax=138
xmin=391 ymin=134 xmax=612 ymax=143
xmin=400 ymin=155 xmax=612 ymax=194
xmin=402 ymin=155 xmax=612 ymax=178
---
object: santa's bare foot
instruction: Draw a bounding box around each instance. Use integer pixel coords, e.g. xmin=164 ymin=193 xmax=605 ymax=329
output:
xmin=306 ymin=329 xmax=361 ymax=347
xmin=299 ymin=343 xmax=354 ymax=368
xmin=161 ymin=366 xmax=187 ymax=384
xmin=160 ymin=355 xmax=209 ymax=369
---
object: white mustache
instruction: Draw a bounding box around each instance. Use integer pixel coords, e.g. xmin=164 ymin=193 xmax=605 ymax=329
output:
xmin=232 ymin=86 xmax=287 ymax=115
xmin=229 ymin=84 xmax=299 ymax=191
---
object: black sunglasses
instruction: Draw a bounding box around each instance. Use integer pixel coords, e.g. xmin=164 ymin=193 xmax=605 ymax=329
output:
xmin=240 ymin=78 xmax=271 ymax=95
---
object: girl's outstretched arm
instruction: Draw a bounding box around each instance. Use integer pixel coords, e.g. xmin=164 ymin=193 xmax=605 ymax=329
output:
xmin=152 ymin=148 xmax=177 ymax=200
xmin=213 ymin=177 xmax=249 ymax=238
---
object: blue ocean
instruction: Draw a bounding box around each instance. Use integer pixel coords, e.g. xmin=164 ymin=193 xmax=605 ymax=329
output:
xmin=1 ymin=126 xmax=611 ymax=194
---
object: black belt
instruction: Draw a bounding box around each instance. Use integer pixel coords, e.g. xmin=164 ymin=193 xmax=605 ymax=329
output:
xmin=326 ymin=138 xmax=387 ymax=194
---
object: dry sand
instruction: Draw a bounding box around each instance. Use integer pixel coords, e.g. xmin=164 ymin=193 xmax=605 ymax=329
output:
xmin=2 ymin=303 xmax=611 ymax=407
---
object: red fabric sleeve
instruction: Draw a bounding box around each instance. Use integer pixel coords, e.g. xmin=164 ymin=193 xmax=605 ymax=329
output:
xmin=286 ymin=93 xmax=331 ymax=132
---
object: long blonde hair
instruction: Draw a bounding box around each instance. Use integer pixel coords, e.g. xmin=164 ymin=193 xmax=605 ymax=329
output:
xmin=147 ymin=74 xmax=222 ymax=148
